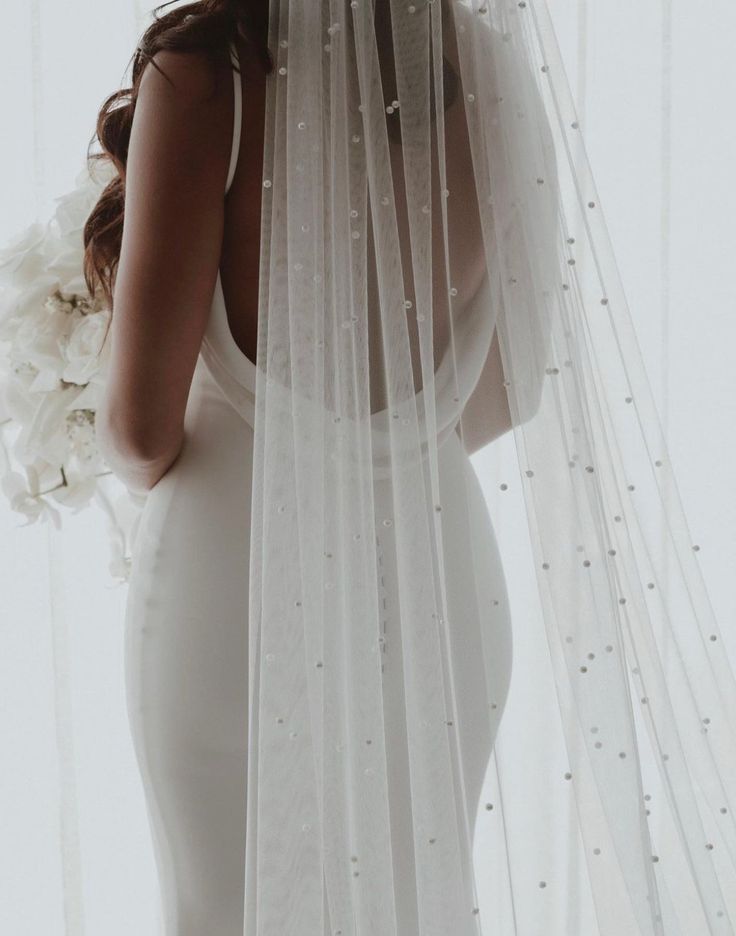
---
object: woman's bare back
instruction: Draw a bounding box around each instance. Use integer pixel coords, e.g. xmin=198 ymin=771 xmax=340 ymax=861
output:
xmin=220 ymin=41 xmax=269 ymax=368
xmin=218 ymin=34 xmax=488 ymax=397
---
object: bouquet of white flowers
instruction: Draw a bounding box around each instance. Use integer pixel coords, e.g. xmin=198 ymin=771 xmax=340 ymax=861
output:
xmin=0 ymin=162 xmax=143 ymax=582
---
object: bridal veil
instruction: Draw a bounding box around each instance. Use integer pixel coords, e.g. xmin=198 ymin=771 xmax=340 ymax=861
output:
xmin=237 ymin=0 xmax=736 ymax=933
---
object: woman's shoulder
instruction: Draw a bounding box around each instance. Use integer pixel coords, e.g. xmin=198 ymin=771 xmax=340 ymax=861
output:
xmin=130 ymin=42 xmax=236 ymax=179
xmin=138 ymin=43 xmax=235 ymax=110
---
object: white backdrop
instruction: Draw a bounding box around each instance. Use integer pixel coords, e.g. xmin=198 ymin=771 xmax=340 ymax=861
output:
xmin=0 ymin=2 xmax=734 ymax=933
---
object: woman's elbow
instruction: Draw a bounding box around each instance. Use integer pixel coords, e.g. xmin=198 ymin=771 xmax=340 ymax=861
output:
xmin=98 ymin=408 xmax=158 ymax=462
xmin=96 ymin=406 xmax=182 ymax=491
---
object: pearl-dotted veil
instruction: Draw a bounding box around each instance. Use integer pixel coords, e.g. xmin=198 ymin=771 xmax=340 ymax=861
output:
xmin=245 ymin=1 xmax=736 ymax=932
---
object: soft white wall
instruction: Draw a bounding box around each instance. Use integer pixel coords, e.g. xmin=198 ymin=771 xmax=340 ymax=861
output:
xmin=551 ymin=0 xmax=736 ymax=654
xmin=0 ymin=2 xmax=734 ymax=933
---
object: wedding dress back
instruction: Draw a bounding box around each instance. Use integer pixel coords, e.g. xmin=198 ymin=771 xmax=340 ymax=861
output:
xmin=124 ymin=34 xmax=512 ymax=936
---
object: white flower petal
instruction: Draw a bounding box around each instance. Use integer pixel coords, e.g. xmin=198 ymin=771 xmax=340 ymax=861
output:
xmin=49 ymin=475 xmax=96 ymax=511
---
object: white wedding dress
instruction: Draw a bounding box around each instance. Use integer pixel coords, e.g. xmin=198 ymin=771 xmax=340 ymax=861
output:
xmin=123 ymin=51 xmax=513 ymax=936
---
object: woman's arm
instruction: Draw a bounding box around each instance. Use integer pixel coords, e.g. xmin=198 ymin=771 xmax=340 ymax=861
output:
xmin=456 ymin=327 xmax=512 ymax=455
xmin=96 ymin=48 xmax=233 ymax=494
xmin=456 ymin=276 xmax=550 ymax=456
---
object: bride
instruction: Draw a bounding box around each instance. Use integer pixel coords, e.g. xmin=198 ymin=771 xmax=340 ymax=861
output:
xmin=83 ymin=1 xmax=736 ymax=934
xmin=89 ymin=1 xmax=511 ymax=932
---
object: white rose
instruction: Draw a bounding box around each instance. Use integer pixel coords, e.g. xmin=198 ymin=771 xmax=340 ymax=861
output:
xmin=1 ymin=470 xmax=48 ymax=524
xmin=65 ymin=409 xmax=105 ymax=476
xmin=1 ymin=368 xmax=40 ymax=425
xmin=47 ymin=240 xmax=88 ymax=297
xmin=62 ymin=307 xmax=111 ymax=386
xmin=1 ymin=469 xmax=61 ymax=527
xmin=9 ymin=295 xmax=72 ymax=381
xmin=48 ymin=473 xmax=97 ymax=512
xmin=15 ymin=382 xmax=84 ymax=467
xmin=0 ymin=271 xmax=59 ymax=340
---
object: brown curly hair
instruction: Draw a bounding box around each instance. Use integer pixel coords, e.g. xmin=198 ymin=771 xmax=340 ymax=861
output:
xmin=83 ymin=0 xmax=273 ymax=307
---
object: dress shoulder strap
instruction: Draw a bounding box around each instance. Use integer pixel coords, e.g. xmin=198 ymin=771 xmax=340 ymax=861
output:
xmin=225 ymin=42 xmax=242 ymax=195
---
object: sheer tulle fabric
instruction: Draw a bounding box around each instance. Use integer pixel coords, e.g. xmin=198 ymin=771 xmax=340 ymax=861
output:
xmin=244 ymin=1 xmax=736 ymax=934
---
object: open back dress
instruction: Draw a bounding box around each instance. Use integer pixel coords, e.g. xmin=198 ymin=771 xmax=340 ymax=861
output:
xmin=123 ymin=44 xmax=512 ymax=936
